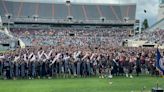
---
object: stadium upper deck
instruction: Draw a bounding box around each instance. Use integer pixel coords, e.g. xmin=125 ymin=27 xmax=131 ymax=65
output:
xmin=0 ymin=0 xmax=136 ymax=25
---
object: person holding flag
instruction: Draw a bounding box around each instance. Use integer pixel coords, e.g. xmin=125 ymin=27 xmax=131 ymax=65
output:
xmin=156 ymin=48 xmax=164 ymax=76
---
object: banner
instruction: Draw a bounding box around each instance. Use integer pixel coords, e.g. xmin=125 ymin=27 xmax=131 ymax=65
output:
xmin=156 ymin=48 xmax=164 ymax=75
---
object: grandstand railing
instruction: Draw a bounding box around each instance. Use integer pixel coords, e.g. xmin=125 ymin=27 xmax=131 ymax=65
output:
xmin=2 ymin=17 xmax=136 ymax=25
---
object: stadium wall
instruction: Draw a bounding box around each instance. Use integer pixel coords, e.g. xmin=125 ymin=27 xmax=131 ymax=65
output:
xmin=0 ymin=1 xmax=136 ymax=25
xmin=158 ymin=3 xmax=164 ymax=21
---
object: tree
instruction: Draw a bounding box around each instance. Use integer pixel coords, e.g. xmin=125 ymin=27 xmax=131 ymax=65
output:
xmin=141 ymin=19 xmax=149 ymax=31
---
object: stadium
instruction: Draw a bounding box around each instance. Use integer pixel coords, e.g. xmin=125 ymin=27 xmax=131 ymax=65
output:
xmin=0 ymin=0 xmax=164 ymax=92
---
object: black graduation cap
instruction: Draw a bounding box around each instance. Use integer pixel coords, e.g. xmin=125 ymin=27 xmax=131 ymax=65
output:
xmin=144 ymin=10 xmax=147 ymax=13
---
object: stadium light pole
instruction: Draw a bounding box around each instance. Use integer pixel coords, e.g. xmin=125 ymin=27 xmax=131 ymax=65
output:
xmin=136 ymin=0 xmax=142 ymax=34
xmin=0 ymin=16 xmax=2 ymax=27
xmin=5 ymin=14 xmax=11 ymax=31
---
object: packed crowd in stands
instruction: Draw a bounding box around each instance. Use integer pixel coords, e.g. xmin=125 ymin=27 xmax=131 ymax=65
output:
xmin=10 ymin=27 xmax=132 ymax=46
xmin=0 ymin=46 xmax=164 ymax=79
xmin=136 ymin=29 xmax=164 ymax=45
xmin=0 ymin=32 xmax=11 ymax=43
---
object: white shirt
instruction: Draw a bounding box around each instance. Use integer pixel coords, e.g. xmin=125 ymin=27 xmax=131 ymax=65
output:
xmin=23 ymin=54 xmax=27 ymax=61
xmin=30 ymin=54 xmax=36 ymax=62
xmin=14 ymin=56 xmax=20 ymax=62
xmin=38 ymin=51 xmax=44 ymax=60
xmin=64 ymin=55 xmax=70 ymax=61
xmin=51 ymin=53 xmax=61 ymax=64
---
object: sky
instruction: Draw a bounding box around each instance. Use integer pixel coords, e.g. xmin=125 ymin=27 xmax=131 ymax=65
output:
xmin=6 ymin=0 xmax=160 ymax=26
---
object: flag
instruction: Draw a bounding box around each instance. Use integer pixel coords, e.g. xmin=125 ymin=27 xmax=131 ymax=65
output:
xmin=156 ymin=48 xmax=164 ymax=75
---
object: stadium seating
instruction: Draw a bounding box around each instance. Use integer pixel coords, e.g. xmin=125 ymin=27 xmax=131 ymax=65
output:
xmin=0 ymin=1 xmax=136 ymax=23
xmin=132 ymin=29 xmax=164 ymax=46
xmin=10 ymin=27 xmax=131 ymax=46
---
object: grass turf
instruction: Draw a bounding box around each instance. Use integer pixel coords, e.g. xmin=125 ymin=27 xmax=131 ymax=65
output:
xmin=0 ymin=75 xmax=163 ymax=92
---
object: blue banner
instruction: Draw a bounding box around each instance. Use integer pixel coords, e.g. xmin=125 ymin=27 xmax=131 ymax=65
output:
xmin=156 ymin=48 xmax=164 ymax=75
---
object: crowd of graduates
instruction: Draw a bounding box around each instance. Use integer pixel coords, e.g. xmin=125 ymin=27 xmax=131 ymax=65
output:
xmin=0 ymin=46 xmax=163 ymax=80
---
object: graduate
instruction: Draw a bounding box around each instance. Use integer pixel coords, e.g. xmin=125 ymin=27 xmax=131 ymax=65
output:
xmin=0 ymin=54 xmax=5 ymax=77
xmin=106 ymin=56 xmax=113 ymax=78
xmin=14 ymin=61 xmax=19 ymax=79
xmin=135 ymin=55 xmax=141 ymax=76
xmin=91 ymin=54 xmax=98 ymax=76
xmin=20 ymin=60 xmax=25 ymax=78
xmin=24 ymin=60 xmax=29 ymax=78
xmin=63 ymin=53 xmax=70 ymax=77
xmin=111 ymin=58 xmax=119 ymax=76
xmin=123 ymin=57 xmax=130 ymax=78
xmin=129 ymin=55 xmax=136 ymax=78
xmin=0 ymin=59 xmax=2 ymax=76
xmin=73 ymin=51 xmax=81 ymax=76
xmin=3 ymin=59 xmax=10 ymax=79
xmin=30 ymin=53 xmax=36 ymax=79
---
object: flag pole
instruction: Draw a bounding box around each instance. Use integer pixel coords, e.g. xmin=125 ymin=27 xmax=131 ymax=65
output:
xmin=156 ymin=46 xmax=159 ymax=90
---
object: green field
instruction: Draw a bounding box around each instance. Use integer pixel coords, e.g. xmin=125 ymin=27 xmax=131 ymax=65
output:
xmin=0 ymin=76 xmax=163 ymax=92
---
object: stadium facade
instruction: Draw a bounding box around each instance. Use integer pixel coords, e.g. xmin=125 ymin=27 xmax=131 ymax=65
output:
xmin=158 ymin=0 xmax=164 ymax=21
xmin=0 ymin=0 xmax=136 ymax=26
xmin=145 ymin=0 xmax=164 ymax=32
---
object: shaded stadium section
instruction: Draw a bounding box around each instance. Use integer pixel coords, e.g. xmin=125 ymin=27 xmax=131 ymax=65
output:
xmin=0 ymin=1 xmax=136 ymax=25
